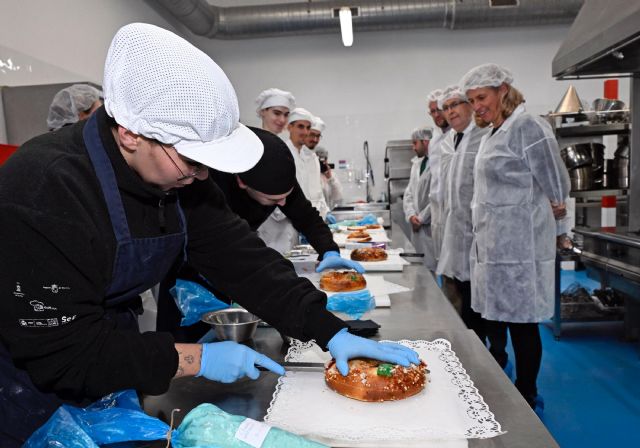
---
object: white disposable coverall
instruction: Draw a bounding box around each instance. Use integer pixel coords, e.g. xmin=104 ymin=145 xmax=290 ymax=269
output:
xmin=403 ymin=155 xmax=436 ymax=270
xmin=470 ymin=105 xmax=571 ymax=323
xmin=437 ymin=122 xmax=489 ymax=281
xmin=427 ymin=126 xmax=451 ymax=260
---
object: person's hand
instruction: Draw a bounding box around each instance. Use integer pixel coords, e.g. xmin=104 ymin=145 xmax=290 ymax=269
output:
xmin=551 ymin=202 xmax=567 ymax=220
xmin=325 ymin=213 xmax=337 ymax=224
xmin=557 ymin=234 xmax=573 ymax=250
xmin=197 ymin=341 xmax=285 ymax=383
xmin=409 ymin=215 xmax=421 ymax=231
xmin=316 ymin=251 xmax=365 ymax=273
xmin=323 ymin=165 xmax=333 ymax=179
xmin=327 ymin=328 xmax=420 ymax=376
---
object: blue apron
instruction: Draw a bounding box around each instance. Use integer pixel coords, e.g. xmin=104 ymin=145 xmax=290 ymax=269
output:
xmin=0 ymin=114 xmax=187 ymax=446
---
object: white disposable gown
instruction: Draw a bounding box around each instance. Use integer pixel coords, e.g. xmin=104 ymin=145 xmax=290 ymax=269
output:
xmin=437 ymin=122 xmax=489 ymax=281
xmin=470 ymin=105 xmax=571 ymax=323
xmin=403 ymin=155 xmax=436 ymax=270
xmin=427 ymin=126 xmax=452 ymax=260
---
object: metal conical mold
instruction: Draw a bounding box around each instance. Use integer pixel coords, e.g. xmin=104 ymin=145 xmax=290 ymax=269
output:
xmin=555 ymin=85 xmax=583 ymax=114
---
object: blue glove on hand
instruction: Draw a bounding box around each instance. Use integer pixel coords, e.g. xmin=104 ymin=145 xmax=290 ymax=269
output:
xmin=316 ymin=251 xmax=365 ymax=273
xmin=327 ymin=328 xmax=420 ymax=376
xmin=197 ymin=341 xmax=285 ymax=383
xmin=325 ymin=213 xmax=337 ymax=224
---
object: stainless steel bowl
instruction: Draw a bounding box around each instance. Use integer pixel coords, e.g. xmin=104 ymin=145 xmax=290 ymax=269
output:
xmin=592 ymin=98 xmax=625 ymax=112
xmin=569 ymin=166 xmax=593 ymax=191
xmin=561 ymin=144 xmax=593 ymax=169
xmin=201 ymin=309 xmax=260 ymax=342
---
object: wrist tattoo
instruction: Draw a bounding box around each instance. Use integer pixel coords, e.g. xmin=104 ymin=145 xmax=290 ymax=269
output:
xmin=185 ymin=354 xmax=194 ymax=364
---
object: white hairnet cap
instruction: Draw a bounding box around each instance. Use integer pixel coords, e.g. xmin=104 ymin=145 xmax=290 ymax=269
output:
xmin=460 ymin=63 xmax=514 ymax=93
xmin=47 ymin=84 xmax=103 ymax=130
xmin=311 ymin=116 xmax=325 ymax=133
xmin=103 ymin=23 xmax=263 ymax=173
xmin=255 ymin=88 xmax=296 ymax=117
xmin=438 ymin=85 xmax=467 ymax=109
xmin=426 ymin=88 xmax=443 ymax=104
xmin=288 ymin=108 xmax=313 ymax=124
xmin=411 ymin=126 xmax=433 ymax=141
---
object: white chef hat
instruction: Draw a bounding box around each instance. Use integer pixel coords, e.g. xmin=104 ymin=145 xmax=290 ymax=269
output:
xmin=288 ymin=107 xmax=313 ymax=124
xmin=103 ymin=23 xmax=262 ymax=173
xmin=310 ymin=116 xmax=325 ymax=133
xmin=47 ymin=84 xmax=103 ymax=130
xmin=255 ymin=88 xmax=296 ymax=117
xmin=411 ymin=126 xmax=433 ymax=141
xmin=460 ymin=63 xmax=514 ymax=93
xmin=438 ymin=85 xmax=467 ymax=109
xmin=426 ymin=88 xmax=444 ymax=105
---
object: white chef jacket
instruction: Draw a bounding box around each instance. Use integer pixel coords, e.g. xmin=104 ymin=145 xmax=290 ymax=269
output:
xmin=403 ymin=155 xmax=436 ymax=270
xmin=286 ymin=139 xmax=330 ymax=218
xmin=321 ymin=174 xmax=343 ymax=210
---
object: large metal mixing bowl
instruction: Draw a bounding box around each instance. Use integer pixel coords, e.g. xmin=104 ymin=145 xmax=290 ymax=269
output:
xmin=201 ymin=308 xmax=260 ymax=342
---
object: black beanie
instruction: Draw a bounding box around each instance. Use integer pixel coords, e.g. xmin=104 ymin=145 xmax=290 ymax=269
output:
xmin=238 ymin=126 xmax=296 ymax=195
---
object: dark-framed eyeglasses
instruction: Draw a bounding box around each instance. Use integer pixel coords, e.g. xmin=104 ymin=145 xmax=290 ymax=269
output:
xmin=158 ymin=144 xmax=203 ymax=181
xmin=442 ymin=100 xmax=468 ymax=113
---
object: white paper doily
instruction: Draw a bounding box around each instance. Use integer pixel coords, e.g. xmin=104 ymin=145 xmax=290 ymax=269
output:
xmin=265 ymin=339 xmax=504 ymax=446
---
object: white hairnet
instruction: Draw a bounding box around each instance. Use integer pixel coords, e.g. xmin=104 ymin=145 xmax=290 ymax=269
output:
xmin=460 ymin=63 xmax=514 ymax=92
xmin=255 ymin=88 xmax=296 ymax=117
xmin=103 ymin=23 xmax=263 ymax=174
xmin=311 ymin=116 xmax=325 ymax=133
xmin=288 ymin=107 xmax=313 ymax=124
xmin=426 ymin=88 xmax=443 ymax=104
xmin=437 ymin=85 xmax=467 ymax=109
xmin=47 ymin=84 xmax=103 ymax=130
xmin=411 ymin=126 xmax=433 ymax=141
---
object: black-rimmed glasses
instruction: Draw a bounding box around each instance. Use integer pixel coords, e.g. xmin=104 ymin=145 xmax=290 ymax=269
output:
xmin=159 ymin=144 xmax=203 ymax=181
xmin=441 ymin=100 xmax=468 ymax=113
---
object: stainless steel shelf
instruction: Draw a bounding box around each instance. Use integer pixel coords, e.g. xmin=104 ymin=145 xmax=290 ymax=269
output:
xmin=570 ymin=188 xmax=628 ymax=199
xmin=556 ymin=123 xmax=630 ymax=138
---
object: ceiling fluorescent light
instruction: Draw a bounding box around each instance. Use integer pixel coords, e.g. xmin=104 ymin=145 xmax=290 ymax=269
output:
xmin=339 ymin=7 xmax=353 ymax=47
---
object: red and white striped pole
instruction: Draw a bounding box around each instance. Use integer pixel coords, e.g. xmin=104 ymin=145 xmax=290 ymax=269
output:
xmin=601 ymin=195 xmax=616 ymax=232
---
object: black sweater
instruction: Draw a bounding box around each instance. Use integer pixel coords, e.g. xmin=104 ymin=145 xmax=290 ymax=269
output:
xmin=0 ymin=108 xmax=345 ymax=400
xmin=210 ymin=170 xmax=339 ymax=258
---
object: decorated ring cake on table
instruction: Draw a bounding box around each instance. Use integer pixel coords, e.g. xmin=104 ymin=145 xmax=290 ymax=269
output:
xmin=319 ymin=271 xmax=366 ymax=292
xmin=350 ymin=247 xmax=388 ymax=262
xmin=325 ymin=357 xmax=429 ymax=402
xmin=346 ymin=230 xmax=372 ymax=243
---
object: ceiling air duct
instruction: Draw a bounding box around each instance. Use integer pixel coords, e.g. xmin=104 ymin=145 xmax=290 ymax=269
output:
xmin=147 ymin=0 xmax=583 ymax=40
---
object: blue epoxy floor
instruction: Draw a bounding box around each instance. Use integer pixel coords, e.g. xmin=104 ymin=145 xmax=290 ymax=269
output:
xmin=504 ymin=269 xmax=640 ymax=447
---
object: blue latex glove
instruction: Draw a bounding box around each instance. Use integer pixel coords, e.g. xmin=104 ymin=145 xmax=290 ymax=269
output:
xmin=316 ymin=251 xmax=365 ymax=273
xmin=197 ymin=341 xmax=285 ymax=383
xmin=327 ymin=328 xmax=420 ymax=376
xmin=325 ymin=213 xmax=337 ymax=224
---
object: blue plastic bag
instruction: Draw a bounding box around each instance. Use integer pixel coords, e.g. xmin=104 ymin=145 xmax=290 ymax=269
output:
xmin=25 ymin=391 xmax=328 ymax=448
xmin=326 ymin=290 xmax=375 ymax=319
xmin=356 ymin=214 xmax=378 ymax=225
xmin=171 ymin=279 xmax=230 ymax=326
xmin=24 ymin=390 xmax=169 ymax=448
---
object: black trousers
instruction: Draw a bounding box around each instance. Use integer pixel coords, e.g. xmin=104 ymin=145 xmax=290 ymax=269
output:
xmin=485 ymin=320 xmax=542 ymax=407
xmin=453 ymin=278 xmax=486 ymax=343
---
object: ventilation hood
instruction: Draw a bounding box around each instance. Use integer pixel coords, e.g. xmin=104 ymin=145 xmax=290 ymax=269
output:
xmin=148 ymin=0 xmax=582 ymax=40
xmin=552 ymin=0 xmax=640 ymax=79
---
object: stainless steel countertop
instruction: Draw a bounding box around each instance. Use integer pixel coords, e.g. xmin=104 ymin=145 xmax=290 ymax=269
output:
xmin=143 ymin=232 xmax=558 ymax=447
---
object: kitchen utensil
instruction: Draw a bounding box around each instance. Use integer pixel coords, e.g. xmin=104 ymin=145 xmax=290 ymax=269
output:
xmin=561 ymin=144 xmax=593 ymax=169
xmin=201 ymin=308 xmax=260 ymax=342
xmin=258 ymin=361 xmax=327 ymax=372
xmin=569 ymin=166 xmax=593 ymax=191
xmin=589 ymin=143 xmax=605 ymax=170
xmin=593 ymin=98 xmax=626 ymax=112
xmin=602 ymin=159 xmax=616 ymax=188
xmin=614 ymin=137 xmax=630 ymax=159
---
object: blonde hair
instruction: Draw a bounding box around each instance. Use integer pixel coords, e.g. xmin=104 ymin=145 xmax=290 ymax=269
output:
xmin=474 ymin=84 xmax=525 ymax=128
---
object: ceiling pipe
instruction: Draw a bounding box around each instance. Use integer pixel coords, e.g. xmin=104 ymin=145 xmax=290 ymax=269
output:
xmin=148 ymin=0 xmax=584 ymax=40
